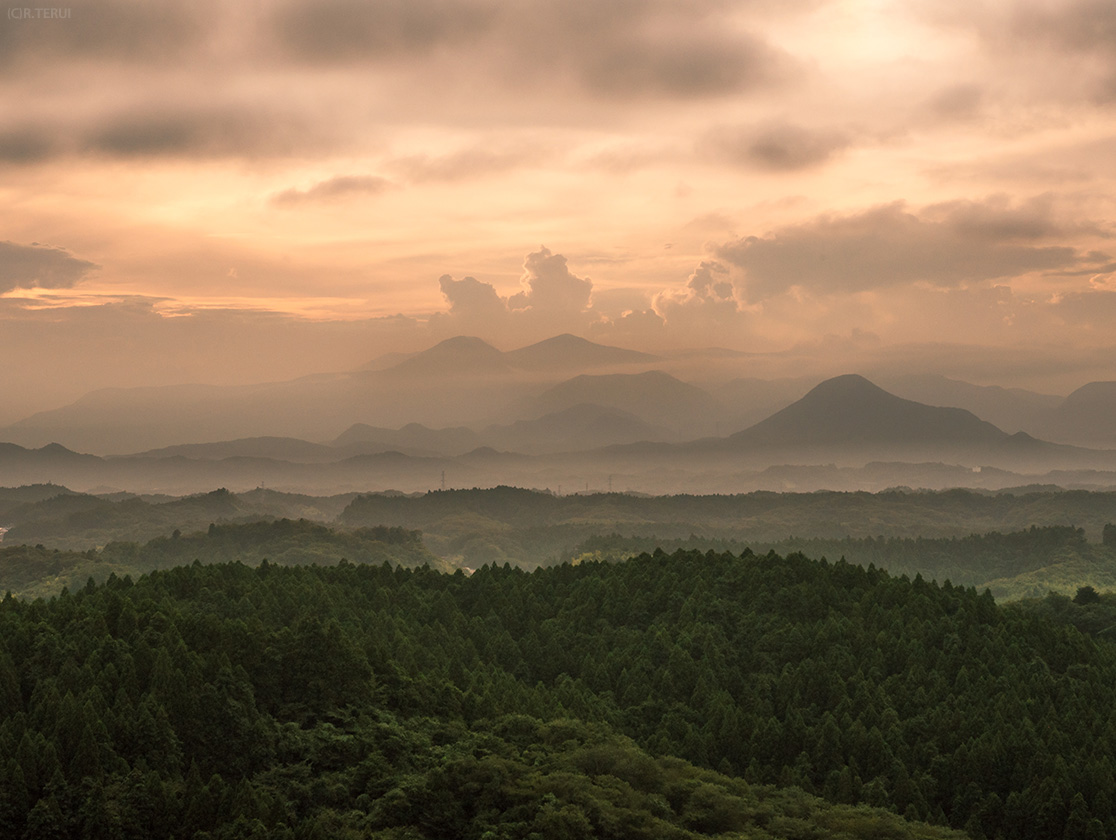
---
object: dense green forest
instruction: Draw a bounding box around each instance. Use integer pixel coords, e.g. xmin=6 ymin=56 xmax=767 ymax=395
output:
xmin=3 ymin=550 xmax=1115 ymax=838
xmin=567 ymin=526 xmax=1116 ymax=600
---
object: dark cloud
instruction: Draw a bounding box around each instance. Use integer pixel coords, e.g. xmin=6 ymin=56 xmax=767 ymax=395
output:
xmin=85 ymin=107 xmax=322 ymax=159
xmin=702 ymin=121 xmax=849 ymax=170
xmin=716 ymin=199 xmax=1107 ymax=300
xmin=580 ymin=30 xmax=780 ymax=98
xmin=0 ymin=241 xmax=99 ymax=292
xmin=514 ymin=0 xmax=791 ymax=100
xmin=0 ymin=128 xmax=58 ymax=164
xmin=0 ymin=0 xmax=211 ymax=70
xmin=508 ymin=248 xmax=592 ymax=313
xmin=923 ymin=194 xmax=1097 ymax=241
xmin=268 ymin=0 xmax=790 ymax=100
xmin=271 ymin=0 xmax=497 ymax=62
xmin=272 ymin=175 xmax=391 ymax=206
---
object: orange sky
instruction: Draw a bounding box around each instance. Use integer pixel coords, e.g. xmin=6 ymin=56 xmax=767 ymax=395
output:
xmin=2 ymin=0 xmax=1116 ymax=421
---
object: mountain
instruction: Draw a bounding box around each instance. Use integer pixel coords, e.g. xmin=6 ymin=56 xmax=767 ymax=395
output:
xmin=331 ymin=422 xmax=484 ymax=456
xmin=879 ymin=373 xmax=1060 ymax=435
xmin=709 ymin=377 xmax=816 ymax=433
xmin=502 ymin=333 xmax=658 ymax=371
xmin=526 ymin=370 xmax=726 ymax=436
xmin=132 ymin=437 xmax=344 ymax=463
xmin=382 ymin=336 xmax=511 ymax=377
xmin=1040 ymin=381 xmax=1116 ymax=446
xmin=1 ymin=335 xmax=666 ymax=454
xmin=482 ymin=403 xmax=671 ymax=454
xmin=730 ymin=374 xmax=1013 ymax=449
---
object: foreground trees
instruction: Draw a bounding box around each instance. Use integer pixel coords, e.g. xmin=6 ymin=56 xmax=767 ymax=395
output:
xmin=2 ymin=550 xmax=1114 ymax=838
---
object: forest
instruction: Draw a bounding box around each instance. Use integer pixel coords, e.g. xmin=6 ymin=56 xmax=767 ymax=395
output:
xmin=3 ymin=548 xmax=1115 ymax=838
xmin=6 ymin=484 xmax=1116 ymax=600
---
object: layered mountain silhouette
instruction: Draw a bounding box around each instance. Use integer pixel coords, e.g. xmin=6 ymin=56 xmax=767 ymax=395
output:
xmin=3 ymin=373 xmax=1116 ymax=496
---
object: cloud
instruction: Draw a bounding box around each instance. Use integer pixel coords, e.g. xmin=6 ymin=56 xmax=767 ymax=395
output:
xmin=512 ymin=0 xmax=793 ymax=100
xmin=388 ymin=144 xmax=546 ymax=183
xmin=0 ymin=0 xmax=212 ymax=71
xmin=0 ymin=241 xmax=99 ymax=292
xmin=267 ymin=0 xmax=792 ymax=101
xmin=715 ymin=198 xmax=1108 ymax=301
xmin=272 ymin=175 xmax=391 ymax=205
xmin=924 ymin=84 xmax=986 ymax=122
xmin=438 ymin=274 xmax=508 ymax=319
xmin=652 ymin=260 xmax=744 ymax=331
xmin=1006 ymin=0 xmax=1116 ymax=57
xmin=508 ymin=247 xmax=592 ymax=314
xmin=578 ymin=29 xmax=780 ymax=99
xmin=0 ymin=128 xmax=59 ymax=164
xmin=920 ymin=0 xmax=1116 ymax=102
xmin=0 ymin=107 xmax=327 ymax=163
xmin=702 ymin=121 xmax=850 ymax=170
xmin=85 ymin=106 xmax=325 ymax=159
xmin=427 ymin=247 xmax=597 ymax=342
xmin=270 ymin=0 xmax=497 ymax=63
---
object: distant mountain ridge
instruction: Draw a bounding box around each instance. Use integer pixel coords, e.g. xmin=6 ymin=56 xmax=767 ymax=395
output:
xmin=369 ymin=334 xmax=657 ymax=376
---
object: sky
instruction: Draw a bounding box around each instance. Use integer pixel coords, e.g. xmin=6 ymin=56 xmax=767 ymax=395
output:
xmin=2 ymin=0 xmax=1116 ymax=422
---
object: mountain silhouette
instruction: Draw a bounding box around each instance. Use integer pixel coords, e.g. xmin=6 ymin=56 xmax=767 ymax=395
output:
xmin=1042 ymin=381 xmax=1116 ymax=446
xmin=503 ymin=334 xmax=658 ymax=371
xmin=383 ymin=336 xmax=510 ymax=377
xmin=730 ymin=374 xmax=1013 ymax=448
xmin=527 ymin=370 xmax=725 ymax=435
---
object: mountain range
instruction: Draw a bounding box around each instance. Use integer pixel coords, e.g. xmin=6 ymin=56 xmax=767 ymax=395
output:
xmin=3 ymin=364 xmax=1116 ymax=497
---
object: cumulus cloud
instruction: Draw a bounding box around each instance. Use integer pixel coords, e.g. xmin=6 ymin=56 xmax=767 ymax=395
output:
xmin=428 ymin=247 xmax=597 ymax=342
xmin=272 ymin=175 xmax=391 ymax=205
xmin=652 ymin=260 xmax=744 ymax=329
xmin=509 ymin=247 xmax=593 ymax=313
xmin=0 ymin=241 xmax=99 ymax=292
xmin=716 ymin=198 xmax=1108 ymax=301
xmin=702 ymin=121 xmax=849 ymax=171
xmin=438 ymin=274 xmax=508 ymax=320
